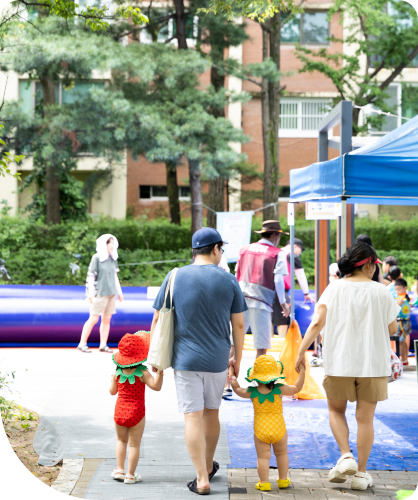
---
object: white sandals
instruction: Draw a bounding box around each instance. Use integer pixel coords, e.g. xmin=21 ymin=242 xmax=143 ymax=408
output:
xmin=124 ymin=473 xmax=141 ymax=484
xmin=328 ymin=453 xmax=358 ymax=483
xmin=351 ymin=471 xmax=373 ymax=490
xmin=111 ymin=469 xmax=125 ymax=481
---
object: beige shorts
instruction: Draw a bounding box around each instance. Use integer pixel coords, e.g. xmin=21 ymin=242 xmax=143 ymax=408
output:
xmin=323 ymin=375 xmax=388 ymax=402
xmin=89 ymin=295 xmax=116 ymax=316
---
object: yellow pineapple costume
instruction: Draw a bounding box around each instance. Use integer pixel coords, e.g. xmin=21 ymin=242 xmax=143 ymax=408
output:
xmin=246 ymin=355 xmax=287 ymax=445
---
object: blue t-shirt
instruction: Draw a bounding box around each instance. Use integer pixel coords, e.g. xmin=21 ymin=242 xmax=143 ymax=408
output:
xmin=153 ymin=264 xmax=248 ymax=373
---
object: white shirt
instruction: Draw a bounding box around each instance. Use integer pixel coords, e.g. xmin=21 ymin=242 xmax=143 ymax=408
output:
xmin=243 ymin=238 xmax=288 ymax=312
xmin=317 ymin=279 xmax=400 ymax=377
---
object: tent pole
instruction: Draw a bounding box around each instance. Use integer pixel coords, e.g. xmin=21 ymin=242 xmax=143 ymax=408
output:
xmin=288 ymin=203 xmax=295 ymax=323
xmin=341 ymin=198 xmax=347 ymax=255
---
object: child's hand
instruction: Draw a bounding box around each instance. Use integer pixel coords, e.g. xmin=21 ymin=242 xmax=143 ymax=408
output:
xmin=298 ymin=363 xmax=305 ymax=373
xmin=397 ymin=297 xmax=404 ymax=306
xmin=228 ymin=365 xmax=235 ymax=379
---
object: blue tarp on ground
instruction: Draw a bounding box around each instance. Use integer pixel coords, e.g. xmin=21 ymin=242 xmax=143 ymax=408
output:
xmin=290 ymin=113 xmax=418 ymax=205
xmin=224 ymin=394 xmax=418 ymax=470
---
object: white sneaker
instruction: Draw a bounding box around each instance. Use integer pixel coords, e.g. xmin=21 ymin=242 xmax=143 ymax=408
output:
xmin=328 ymin=453 xmax=358 ymax=483
xmin=111 ymin=469 xmax=125 ymax=481
xmin=351 ymin=471 xmax=373 ymax=490
xmin=124 ymin=473 xmax=141 ymax=484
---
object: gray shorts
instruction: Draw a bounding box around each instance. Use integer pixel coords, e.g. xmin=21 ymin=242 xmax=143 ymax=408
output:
xmin=174 ymin=369 xmax=228 ymax=414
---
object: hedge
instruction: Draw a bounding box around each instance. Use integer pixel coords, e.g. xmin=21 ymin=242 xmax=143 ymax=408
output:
xmin=1 ymin=215 xmax=418 ymax=287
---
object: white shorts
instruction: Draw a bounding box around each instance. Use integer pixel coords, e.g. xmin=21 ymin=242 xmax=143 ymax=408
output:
xmin=174 ymin=369 xmax=228 ymax=414
xmin=244 ymin=307 xmax=272 ymax=349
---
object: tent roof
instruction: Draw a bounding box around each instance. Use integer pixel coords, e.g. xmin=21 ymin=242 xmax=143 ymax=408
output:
xmin=289 ymin=114 xmax=418 ymax=205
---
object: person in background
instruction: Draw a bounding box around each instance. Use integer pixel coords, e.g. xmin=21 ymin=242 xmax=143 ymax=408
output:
xmin=394 ymin=278 xmax=412 ymax=366
xmin=236 ymin=220 xmax=290 ymax=358
xmin=273 ymin=238 xmax=315 ymax=338
xmin=387 ymin=266 xmax=402 ymax=299
xmin=329 ymin=263 xmax=340 ymax=283
xmin=78 ymin=234 xmax=123 ymax=353
xmin=355 ymin=234 xmax=385 ymax=284
xmin=382 ymin=256 xmax=398 ymax=283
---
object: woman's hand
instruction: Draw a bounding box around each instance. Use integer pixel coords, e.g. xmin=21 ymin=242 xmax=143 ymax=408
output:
xmin=295 ymin=351 xmax=306 ymax=373
xmin=118 ymin=294 xmax=124 ymax=303
xmin=228 ymin=364 xmax=235 ymax=379
xmin=88 ymin=296 xmax=93 ymax=304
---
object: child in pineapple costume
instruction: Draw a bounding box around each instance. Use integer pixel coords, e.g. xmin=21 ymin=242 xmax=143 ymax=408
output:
xmin=109 ymin=332 xmax=164 ymax=484
xmin=229 ymin=355 xmax=305 ymax=492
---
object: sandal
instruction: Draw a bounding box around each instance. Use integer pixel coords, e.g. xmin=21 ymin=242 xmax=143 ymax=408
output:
xmin=255 ymin=481 xmax=271 ymax=491
xmin=124 ymin=473 xmax=141 ymax=484
xmin=187 ymin=478 xmax=210 ymax=495
xmin=328 ymin=453 xmax=358 ymax=483
xmin=99 ymin=346 xmax=113 ymax=353
xmin=278 ymin=478 xmax=291 ymax=488
xmin=111 ymin=469 xmax=125 ymax=481
xmin=77 ymin=345 xmax=91 ymax=353
xmin=208 ymin=461 xmax=219 ymax=481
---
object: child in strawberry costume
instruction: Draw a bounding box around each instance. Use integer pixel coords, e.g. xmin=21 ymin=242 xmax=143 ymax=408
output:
xmin=109 ymin=331 xmax=164 ymax=484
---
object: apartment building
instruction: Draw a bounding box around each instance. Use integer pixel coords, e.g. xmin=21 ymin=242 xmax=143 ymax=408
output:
xmin=2 ymin=1 xmax=418 ymax=220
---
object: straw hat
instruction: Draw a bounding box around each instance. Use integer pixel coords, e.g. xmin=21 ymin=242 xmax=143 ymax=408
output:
xmin=246 ymin=355 xmax=286 ymax=384
xmin=113 ymin=332 xmax=150 ymax=368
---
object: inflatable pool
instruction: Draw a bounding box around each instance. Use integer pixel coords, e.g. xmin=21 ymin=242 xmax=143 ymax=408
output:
xmin=0 ymin=285 xmax=417 ymax=348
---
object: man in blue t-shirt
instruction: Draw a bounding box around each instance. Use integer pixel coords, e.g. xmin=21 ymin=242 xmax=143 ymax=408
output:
xmin=151 ymin=227 xmax=247 ymax=495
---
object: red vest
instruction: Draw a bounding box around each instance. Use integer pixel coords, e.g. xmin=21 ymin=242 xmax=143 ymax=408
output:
xmin=281 ymin=246 xmax=291 ymax=291
xmin=236 ymin=242 xmax=281 ymax=307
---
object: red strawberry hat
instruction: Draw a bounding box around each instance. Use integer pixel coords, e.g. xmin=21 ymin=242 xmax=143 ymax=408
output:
xmin=112 ymin=331 xmax=150 ymax=368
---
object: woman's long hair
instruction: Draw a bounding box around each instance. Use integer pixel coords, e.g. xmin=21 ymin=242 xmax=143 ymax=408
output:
xmin=338 ymin=242 xmax=378 ymax=277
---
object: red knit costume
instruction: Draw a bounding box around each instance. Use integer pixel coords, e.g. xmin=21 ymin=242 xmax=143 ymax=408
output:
xmin=113 ymin=332 xmax=150 ymax=428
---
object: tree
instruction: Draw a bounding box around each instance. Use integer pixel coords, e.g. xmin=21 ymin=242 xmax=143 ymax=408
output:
xmin=194 ymin=1 xmax=249 ymax=227
xmin=294 ymin=0 xmax=418 ymax=134
xmin=117 ymin=43 xmax=247 ymax=228
xmin=2 ymin=18 xmax=141 ymax=224
xmin=200 ymin=0 xmax=299 ymax=22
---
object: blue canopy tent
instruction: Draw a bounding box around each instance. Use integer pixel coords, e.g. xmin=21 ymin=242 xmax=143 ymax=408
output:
xmin=290 ymin=112 xmax=418 ymax=207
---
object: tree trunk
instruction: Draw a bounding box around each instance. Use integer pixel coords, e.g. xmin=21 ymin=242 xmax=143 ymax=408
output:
xmin=262 ymin=13 xmax=281 ymax=221
xmin=188 ymin=159 xmax=203 ymax=234
xmin=40 ymin=76 xmax=60 ymax=225
xmin=352 ymin=106 xmax=361 ymax=136
xmin=207 ymin=58 xmax=226 ymax=228
xmin=173 ymin=0 xmax=188 ymax=49
xmin=207 ymin=177 xmax=224 ymax=228
xmin=166 ymin=162 xmax=181 ymax=224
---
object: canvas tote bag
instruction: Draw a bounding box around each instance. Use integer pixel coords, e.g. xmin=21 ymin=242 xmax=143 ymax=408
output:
xmin=147 ymin=268 xmax=178 ymax=371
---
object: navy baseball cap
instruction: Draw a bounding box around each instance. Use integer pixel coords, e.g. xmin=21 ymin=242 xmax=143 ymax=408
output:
xmin=192 ymin=227 xmax=228 ymax=249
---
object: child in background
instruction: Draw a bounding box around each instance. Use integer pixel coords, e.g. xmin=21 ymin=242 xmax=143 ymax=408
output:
xmin=394 ymin=279 xmax=411 ymax=365
xmin=109 ymin=332 xmax=164 ymax=484
xmin=387 ymin=266 xmax=402 ymax=298
xmin=229 ymin=355 xmax=305 ymax=492
xmin=382 ymin=256 xmax=398 ymax=284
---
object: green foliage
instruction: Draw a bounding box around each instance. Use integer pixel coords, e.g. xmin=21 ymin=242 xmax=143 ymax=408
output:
xmin=0 ymin=367 xmax=15 ymax=427
xmin=198 ymin=0 xmax=302 ymax=22
xmin=0 ymin=125 xmax=24 ymax=179
xmin=9 ymin=0 xmax=148 ymax=32
xmin=294 ymin=0 xmax=418 ymax=133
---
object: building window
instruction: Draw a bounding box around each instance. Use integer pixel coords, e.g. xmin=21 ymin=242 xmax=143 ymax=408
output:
xmin=368 ymin=83 xmax=402 ymax=134
xmin=279 ymin=98 xmax=332 ymax=137
xmin=279 ymin=186 xmax=290 ymax=199
xmin=281 ymin=12 xmax=329 ymax=45
xmin=19 ymin=80 xmax=105 ymax=116
xmin=139 ymin=185 xmax=191 ymax=200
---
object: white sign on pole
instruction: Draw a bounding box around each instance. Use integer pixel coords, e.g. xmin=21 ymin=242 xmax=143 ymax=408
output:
xmin=306 ymin=202 xmax=341 ymax=220
xmin=287 ymin=202 xmax=295 ymax=226
xmin=216 ymin=211 xmax=253 ymax=263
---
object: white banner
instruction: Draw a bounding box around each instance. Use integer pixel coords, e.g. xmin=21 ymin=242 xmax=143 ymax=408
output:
xmin=216 ymin=211 xmax=253 ymax=263
xmin=306 ymin=202 xmax=341 ymax=220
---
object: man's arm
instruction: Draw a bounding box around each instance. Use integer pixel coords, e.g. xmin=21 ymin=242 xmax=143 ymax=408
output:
xmin=294 ymin=268 xmax=315 ymax=303
xmin=274 ymin=274 xmax=290 ymax=317
xmin=230 ymin=312 xmax=245 ymax=377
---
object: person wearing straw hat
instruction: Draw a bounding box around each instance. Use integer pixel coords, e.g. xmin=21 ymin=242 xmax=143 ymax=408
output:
xmin=235 ymin=220 xmax=290 ymax=357
xmin=78 ymin=234 xmax=123 ymax=353
xmin=229 ymin=355 xmax=305 ymax=492
xmin=109 ymin=332 xmax=164 ymax=484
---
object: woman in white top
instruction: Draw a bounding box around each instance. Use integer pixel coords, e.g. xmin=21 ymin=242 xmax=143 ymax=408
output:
xmin=295 ymin=242 xmax=399 ymax=491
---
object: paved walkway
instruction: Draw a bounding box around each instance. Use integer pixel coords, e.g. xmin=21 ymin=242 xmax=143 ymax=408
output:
xmin=2 ymin=348 xmax=417 ymax=500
